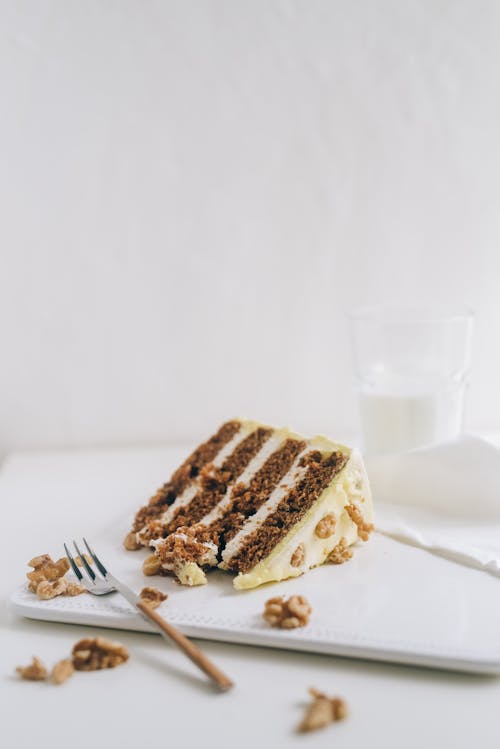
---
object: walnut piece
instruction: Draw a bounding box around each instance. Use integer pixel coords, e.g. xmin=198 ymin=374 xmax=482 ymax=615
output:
xmin=16 ymin=656 xmax=48 ymax=681
xmin=297 ymin=688 xmax=348 ymax=732
xmin=74 ymin=554 xmax=93 ymax=567
xmin=36 ymin=578 xmax=68 ymax=600
xmin=139 ymin=586 xmax=168 ymax=609
xmin=66 ymin=581 xmax=86 ymax=596
xmin=124 ymin=531 xmax=142 ymax=551
xmin=315 ymin=513 xmax=336 ymax=539
xmin=26 ymin=553 xmax=85 ymax=600
xmin=72 ymin=637 xmax=129 ymax=671
xmin=51 ymin=659 xmax=75 ymax=685
xmin=345 ymin=504 xmax=373 ymax=541
xmin=326 ymin=538 xmax=353 ymax=565
xmin=290 ymin=543 xmax=305 ymax=568
xmin=142 ymin=554 xmax=162 ymax=576
xmin=27 ymin=554 xmax=70 ymax=592
xmin=263 ymin=595 xmax=312 ymax=629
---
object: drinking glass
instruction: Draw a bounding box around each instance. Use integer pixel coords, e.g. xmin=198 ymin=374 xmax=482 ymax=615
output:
xmin=349 ymin=305 xmax=474 ymax=455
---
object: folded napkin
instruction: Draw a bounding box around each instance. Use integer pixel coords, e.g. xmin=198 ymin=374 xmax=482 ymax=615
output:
xmin=365 ymin=435 xmax=500 ymax=577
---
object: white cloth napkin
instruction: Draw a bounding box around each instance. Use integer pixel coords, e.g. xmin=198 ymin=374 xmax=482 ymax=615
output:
xmin=365 ymin=435 xmax=500 ymax=577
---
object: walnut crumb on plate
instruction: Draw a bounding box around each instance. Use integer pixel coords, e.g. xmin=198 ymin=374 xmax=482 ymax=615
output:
xmin=263 ymin=595 xmax=312 ymax=629
xmin=297 ymin=688 xmax=348 ymax=732
xmin=72 ymin=637 xmax=129 ymax=671
xmin=139 ymin=586 xmax=168 ymax=609
xmin=51 ymin=659 xmax=74 ymax=685
xmin=16 ymin=656 xmax=47 ymax=681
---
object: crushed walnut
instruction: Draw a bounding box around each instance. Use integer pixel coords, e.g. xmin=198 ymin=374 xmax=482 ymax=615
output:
xmin=326 ymin=538 xmax=353 ymax=565
xmin=66 ymin=581 xmax=87 ymax=596
xmin=27 ymin=555 xmax=69 ymax=592
xmin=345 ymin=504 xmax=373 ymax=541
xmin=26 ymin=553 xmax=86 ymax=600
xmin=290 ymin=543 xmax=305 ymax=568
xmin=36 ymin=578 xmax=68 ymax=600
xmin=297 ymin=688 xmax=348 ymax=733
xmin=139 ymin=586 xmax=168 ymax=609
xmin=74 ymin=554 xmax=93 ymax=567
xmin=16 ymin=656 xmax=48 ymax=681
xmin=72 ymin=637 xmax=129 ymax=671
xmin=51 ymin=659 xmax=74 ymax=685
xmin=263 ymin=595 xmax=312 ymax=629
xmin=314 ymin=513 xmax=336 ymax=539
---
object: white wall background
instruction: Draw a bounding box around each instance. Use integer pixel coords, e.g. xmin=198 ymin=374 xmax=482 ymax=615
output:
xmin=1 ymin=0 xmax=500 ymax=458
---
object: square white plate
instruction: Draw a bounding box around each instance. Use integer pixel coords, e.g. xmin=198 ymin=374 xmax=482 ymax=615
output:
xmin=9 ymin=516 xmax=500 ymax=675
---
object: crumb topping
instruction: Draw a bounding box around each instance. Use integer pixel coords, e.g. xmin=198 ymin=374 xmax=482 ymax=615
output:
xmin=155 ymin=525 xmax=217 ymax=568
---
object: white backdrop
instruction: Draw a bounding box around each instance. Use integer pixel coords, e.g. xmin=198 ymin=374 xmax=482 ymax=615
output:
xmin=2 ymin=0 xmax=500 ymax=459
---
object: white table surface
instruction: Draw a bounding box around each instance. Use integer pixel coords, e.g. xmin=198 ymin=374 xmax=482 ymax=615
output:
xmin=2 ymin=440 xmax=500 ymax=749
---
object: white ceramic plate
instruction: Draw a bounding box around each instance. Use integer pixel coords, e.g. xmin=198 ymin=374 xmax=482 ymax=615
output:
xmin=9 ymin=525 xmax=500 ymax=674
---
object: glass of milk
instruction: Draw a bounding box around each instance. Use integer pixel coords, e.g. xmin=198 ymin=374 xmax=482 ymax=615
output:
xmin=349 ymin=305 xmax=474 ymax=455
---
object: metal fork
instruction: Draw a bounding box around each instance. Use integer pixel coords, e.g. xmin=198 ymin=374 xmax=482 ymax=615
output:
xmin=64 ymin=538 xmax=233 ymax=691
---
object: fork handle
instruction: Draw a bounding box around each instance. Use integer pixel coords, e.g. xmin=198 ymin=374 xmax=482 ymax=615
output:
xmin=136 ymin=601 xmax=234 ymax=691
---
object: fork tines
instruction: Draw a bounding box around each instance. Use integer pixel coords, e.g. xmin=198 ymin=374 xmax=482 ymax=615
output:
xmin=64 ymin=538 xmax=108 ymax=583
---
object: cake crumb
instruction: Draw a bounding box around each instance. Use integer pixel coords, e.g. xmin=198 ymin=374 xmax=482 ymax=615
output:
xmin=139 ymin=586 xmax=168 ymax=609
xmin=16 ymin=656 xmax=47 ymax=681
xmin=263 ymin=595 xmax=311 ymax=629
xmin=297 ymin=688 xmax=348 ymax=732
xmin=72 ymin=637 xmax=129 ymax=671
xmin=51 ymin=659 xmax=74 ymax=685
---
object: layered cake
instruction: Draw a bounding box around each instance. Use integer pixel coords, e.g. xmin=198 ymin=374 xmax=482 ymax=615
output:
xmin=124 ymin=419 xmax=373 ymax=589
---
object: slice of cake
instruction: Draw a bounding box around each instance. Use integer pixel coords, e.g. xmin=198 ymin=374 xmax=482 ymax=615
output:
xmin=124 ymin=419 xmax=373 ymax=590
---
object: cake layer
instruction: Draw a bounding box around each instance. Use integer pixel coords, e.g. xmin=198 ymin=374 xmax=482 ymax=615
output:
xmin=130 ymin=419 xmax=240 ymax=544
